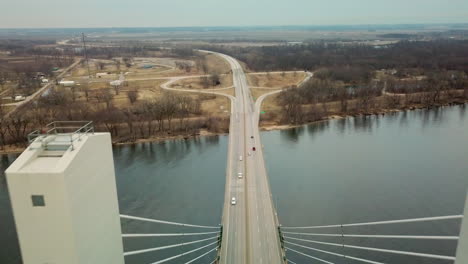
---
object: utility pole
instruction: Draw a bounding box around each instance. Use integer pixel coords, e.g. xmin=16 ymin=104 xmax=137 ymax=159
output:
xmin=82 ymin=33 xmax=91 ymax=79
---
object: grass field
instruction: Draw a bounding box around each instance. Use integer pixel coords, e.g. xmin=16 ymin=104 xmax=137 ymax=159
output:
xmin=170 ymin=74 xmax=233 ymax=89
xmin=247 ymin=72 xmax=306 ymax=88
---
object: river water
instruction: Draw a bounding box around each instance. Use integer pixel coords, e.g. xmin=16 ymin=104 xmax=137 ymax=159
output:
xmin=1 ymin=105 xmax=467 ymax=264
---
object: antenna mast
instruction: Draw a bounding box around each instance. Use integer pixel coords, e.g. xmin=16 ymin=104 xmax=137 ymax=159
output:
xmin=81 ymin=33 xmax=91 ymax=79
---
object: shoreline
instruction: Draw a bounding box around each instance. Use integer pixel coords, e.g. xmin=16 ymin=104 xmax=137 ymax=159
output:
xmin=1 ymin=101 xmax=466 ymax=155
xmin=261 ymin=100 xmax=468 ymax=131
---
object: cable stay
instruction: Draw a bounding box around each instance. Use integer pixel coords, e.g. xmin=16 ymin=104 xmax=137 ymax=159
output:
xmin=284 ymin=236 xmax=456 ymax=261
xmin=281 ymin=214 xmax=463 ymax=229
xmin=122 ymin=231 xmax=220 ymax=238
xmin=285 ymin=247 xmax=335 ymax=264
xmin=123 ymin=236 xmax=217 ymax=256
xmin=286 ymin=242 xmax=384 ymax=264
xmin=149 ymin=240 xmax=218 ymax=264
xmin=184 ymin=246 xmax=217 ymax=264
xmin=282 ymin=231 xmax=459 ymax=240
xmin=120 ymin=214 xmax=220 ymax=229
xmin=286 ymin=259 xmax=298 ymax=264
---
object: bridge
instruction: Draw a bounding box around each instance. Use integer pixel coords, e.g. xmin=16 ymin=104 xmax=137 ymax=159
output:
xmin=130 ymin=51 xmax=468 ymax=264
xmin=6 ymin=52 xmax=468 ymax=264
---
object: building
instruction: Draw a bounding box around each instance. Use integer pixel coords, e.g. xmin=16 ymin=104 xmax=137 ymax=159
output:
xmin=59 ymin=80 xmax=75 ymax=87
xmin=6 ymin=122 xmax=124 ymax=264
xmin=110 ymin=80 xmax=123 ymax=86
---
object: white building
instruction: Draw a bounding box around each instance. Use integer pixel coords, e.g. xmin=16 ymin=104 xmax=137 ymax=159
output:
xmin=59 ymin=80 xmax=75 ymax=87
xmin=110 ymin=80 xmax=123 ymax=86
xmin=6 ymin=122 xmax=124 ymax=264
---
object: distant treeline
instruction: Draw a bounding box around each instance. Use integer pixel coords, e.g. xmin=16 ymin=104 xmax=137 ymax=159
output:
xmin=201 ymin=40 xmax=468 ymax=73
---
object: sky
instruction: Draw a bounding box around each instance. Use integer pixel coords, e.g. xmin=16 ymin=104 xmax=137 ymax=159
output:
xmin=1 ymin=0 xmax=468 ymax=28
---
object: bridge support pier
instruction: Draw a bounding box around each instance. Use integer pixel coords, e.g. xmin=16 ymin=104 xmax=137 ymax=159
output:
xmin=455 ymin=193 xmax=468 ymax=264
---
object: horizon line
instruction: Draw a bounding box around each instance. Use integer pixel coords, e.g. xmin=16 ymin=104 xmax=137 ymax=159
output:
xmin=1 ymin=22 xmax=468 ymax=30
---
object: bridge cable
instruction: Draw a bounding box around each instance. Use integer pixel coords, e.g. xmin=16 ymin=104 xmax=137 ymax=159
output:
xmin=285 ymin=247 xmax=335 ymax=264
xmin=284 ymin=236 xmax=455 ymax=261
xmin=122 ymin=231 xmax=220 ymax=238
xmin=123 ymin=236 xmax=217 ymax=256
xmin=184 ymin=246 xmax=217 ymax=264
xmin=281 ymin=231 xmax=459 ymax=240
xmin=286 ymin=241 xmax=384 ymax=264
xmin=149 ymin=240 xmax=218 ymax=264
xmin=281 ymin=215 xmax=463 ymax=229
xmin=120 ymin=214 xmax=219 ymax=229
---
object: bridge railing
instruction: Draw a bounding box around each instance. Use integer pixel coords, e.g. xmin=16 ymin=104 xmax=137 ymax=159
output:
xmin=120 ymin=214 xmax=221 ymax=264
xmin=280 ymin=214 xmax=465 ymax=264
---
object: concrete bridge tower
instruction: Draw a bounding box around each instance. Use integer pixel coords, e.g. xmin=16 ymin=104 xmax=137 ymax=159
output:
xmin=6 ymin=122 xmax=124 ymax=264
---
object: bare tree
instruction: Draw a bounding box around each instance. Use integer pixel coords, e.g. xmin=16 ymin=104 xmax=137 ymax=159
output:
xmin=201 ymin=76 xmax=210 ymax=89
xmin=209 ymin=73 xmax=221 ymax=86
xmin=127 ymin=89 xmax=139 ymax=104
xmin=97 ymin=62 xmax=106 ymax=71
xmin=81 ymin=83 xmax=90 ymax=101
xmin=94 ymin=89 xmax=114 ymax=109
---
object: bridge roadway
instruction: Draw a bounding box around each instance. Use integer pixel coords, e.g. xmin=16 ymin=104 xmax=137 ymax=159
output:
xmin=207 ymin=52 xmax=283 ymax=264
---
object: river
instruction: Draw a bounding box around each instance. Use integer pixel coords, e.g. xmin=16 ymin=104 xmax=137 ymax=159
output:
xmin=1 ymin=105 xmax=467 ymax=264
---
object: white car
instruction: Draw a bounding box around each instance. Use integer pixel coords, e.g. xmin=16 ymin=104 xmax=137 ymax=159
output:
xmin=238 ymin=172 xmax=243 ymax=178
xmin=231 ymin=197 xmax=237 ymax=205
xmin=239 ymin=156 xmax=243 ymax=161
xmin=248 ymin=152 xmax=251 ymax=156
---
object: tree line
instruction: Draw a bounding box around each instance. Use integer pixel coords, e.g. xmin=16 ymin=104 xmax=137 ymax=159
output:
xmin=276 ymin=72 xmax=468 ymax=124
xmin=0 ymin=89 xmax=229 ymax=150
xmin=200 ymin=40 xmax=468 ymax=73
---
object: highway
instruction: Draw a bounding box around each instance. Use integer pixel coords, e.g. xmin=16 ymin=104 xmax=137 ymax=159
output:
xmin=162 ymin=50 xmax=293 ymax=263
xmin=211 ymin=52 xmax=284 ymax=264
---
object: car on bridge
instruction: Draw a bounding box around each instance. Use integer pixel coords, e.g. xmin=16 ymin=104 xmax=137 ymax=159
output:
xmin=238 ymin=172 xmax=243 ymax=178
xmin=231 ymin=197 xmax=237 ymax=205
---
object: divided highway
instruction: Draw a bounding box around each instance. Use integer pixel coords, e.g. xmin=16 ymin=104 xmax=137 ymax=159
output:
xmin=209 ymin=52 xmax=283 ymax=264
xmin=162 ymin=50 xmax=290 ymax=263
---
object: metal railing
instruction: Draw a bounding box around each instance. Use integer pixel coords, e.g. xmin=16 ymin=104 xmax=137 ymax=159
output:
xmin=281 ymin=214 xmax=464 ymax=264
xmin=27 ymin=121 xmax=94 ymax=151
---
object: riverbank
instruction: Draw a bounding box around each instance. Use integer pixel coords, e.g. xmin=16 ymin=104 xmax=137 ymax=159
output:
xmin=0 ymin=129 xmax=228 ymax=155
xmin=2 ymin=101 xmax=466 ymax=155
xmin=260 ymin=95 xmax=468 ymax=131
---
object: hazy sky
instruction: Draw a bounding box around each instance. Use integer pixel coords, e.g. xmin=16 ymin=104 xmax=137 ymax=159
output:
xmin=2 ymin=0 xmax=468 ymax=28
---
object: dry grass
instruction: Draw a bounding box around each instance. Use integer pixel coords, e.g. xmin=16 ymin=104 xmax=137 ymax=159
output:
xmin=72 ymin=79 xmax=166 ymax=108
xmin=204 ymin=54 xmax=231 ymax=74
xmin=250 ymin=88 xmax=281 ymax=101
xmin=170 ymin=75 xmax=233 ymax=90
xmin=247 ymin=72 xmax=306 ymax=88
xmin=62 ymin=55 xmax=234 ymax=114
xmin=198 ymin=94 xmax=231 ymax=115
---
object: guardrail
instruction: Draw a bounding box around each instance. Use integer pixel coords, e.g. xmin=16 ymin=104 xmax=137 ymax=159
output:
xmin=27 ymin=121 xmax=94 ymax=151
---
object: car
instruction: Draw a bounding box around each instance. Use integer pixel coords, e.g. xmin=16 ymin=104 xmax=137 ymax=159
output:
xmin=238 ymin=172 xmax=243 ymax=178
xmin=252 ymin=147 xmax=256 ymax=151
xmin=248 ymin=152 xmax=251 ymax=156
xmin=251 ymin=136 xmax=254 ymax=139
xmin=239 ymin=156 xmax=243 ymax=161
xmin=231 ymin=197 xmax=237 ymax=205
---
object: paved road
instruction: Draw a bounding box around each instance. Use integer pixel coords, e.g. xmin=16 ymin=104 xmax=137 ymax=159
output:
xmin=162 ymin=51 xmax=311 ymax=263
xmin=4 ymin=59 xmax=82 ymax=117
xmin=205 ymin=51 xmax=284 ymax=264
